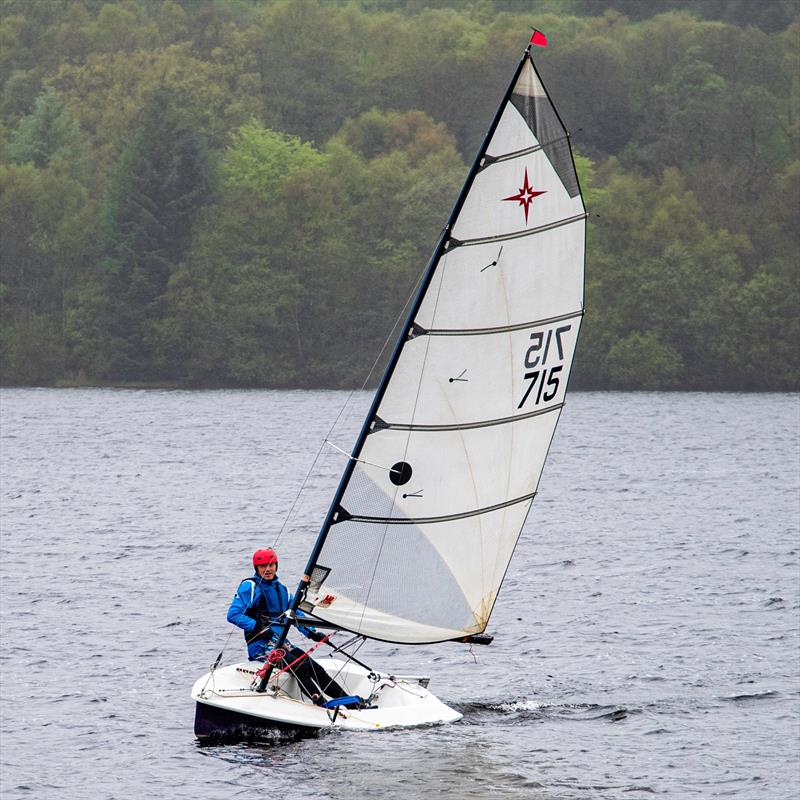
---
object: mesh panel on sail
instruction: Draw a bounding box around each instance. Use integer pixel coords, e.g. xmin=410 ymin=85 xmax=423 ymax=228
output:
xmin=341 ymin=461 xmax=403 ymax=519
xmin=308 ymin=564 xmax=330 ymax=593
xmin=510 ymin=68 xmax=579 ymax=198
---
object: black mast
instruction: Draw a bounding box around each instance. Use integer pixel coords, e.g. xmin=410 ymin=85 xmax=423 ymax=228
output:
xmin=256 ymin=43 xmax=534 ymax=692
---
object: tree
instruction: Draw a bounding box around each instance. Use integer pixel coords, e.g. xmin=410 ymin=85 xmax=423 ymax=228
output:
xmin=0 ymin=0 xmax=796 ymax=390
xmin=575 ymin=163 xmax=752 ymax=389
xmin=166 ymin=111 xmax=464 ymax=388
xmin=703 ymin=267 xmax=800 ymax=390
xmin=220 ymin=122 xmax=325 ymax=201
xmin=605 ymin=330 xmax=685 ymax=389
xmin=7 ymin=86 xmax=85 ymax=175
xmin=0 ymin=161 xmax=96 ymax=384
xmin=86 ymin=88 xmax=211 ymax=381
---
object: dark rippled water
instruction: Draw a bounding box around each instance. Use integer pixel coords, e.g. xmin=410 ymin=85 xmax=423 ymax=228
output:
xmin=1 ymin=389 xmax=798 ymax=800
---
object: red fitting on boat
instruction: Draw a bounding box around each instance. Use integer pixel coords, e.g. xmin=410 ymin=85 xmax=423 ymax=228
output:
xmin=276 ymin=635 xmax=331 ymax=675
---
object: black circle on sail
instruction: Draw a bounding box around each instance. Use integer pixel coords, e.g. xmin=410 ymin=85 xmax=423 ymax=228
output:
xmin=389 ymin=461 xmax=413 ymax=486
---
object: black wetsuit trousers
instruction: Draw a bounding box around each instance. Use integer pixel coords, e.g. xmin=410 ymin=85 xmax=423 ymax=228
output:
xmin=278 ymin=646 xmax=348 ymax=704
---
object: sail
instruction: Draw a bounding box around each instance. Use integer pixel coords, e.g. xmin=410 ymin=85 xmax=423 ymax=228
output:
xmin=301 ymin=51 xmax=586 ymax=644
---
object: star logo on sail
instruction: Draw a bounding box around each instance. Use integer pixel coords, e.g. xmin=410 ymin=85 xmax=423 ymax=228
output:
xmin=502 ymin=167 xmax=546 ymax=224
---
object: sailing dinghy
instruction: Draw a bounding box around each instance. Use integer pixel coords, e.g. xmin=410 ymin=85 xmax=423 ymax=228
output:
xmin=192 ymin=33 xmax=586 ymax=740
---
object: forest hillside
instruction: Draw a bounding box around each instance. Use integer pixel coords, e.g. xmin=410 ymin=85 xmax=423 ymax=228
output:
xmin=1 ymin=0 xmax=798 ymax=389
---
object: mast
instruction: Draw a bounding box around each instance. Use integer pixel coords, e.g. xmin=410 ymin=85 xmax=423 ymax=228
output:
xmin=256 ymin=44 xmax=535 ymax=691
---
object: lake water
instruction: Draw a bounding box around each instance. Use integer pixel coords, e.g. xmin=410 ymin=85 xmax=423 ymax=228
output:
xmin=0 ymin=389 xmax=798 ymax=799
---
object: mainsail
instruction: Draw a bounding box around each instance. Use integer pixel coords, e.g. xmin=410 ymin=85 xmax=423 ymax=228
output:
xmin=301 ymin=48 xmax=586 ymax=644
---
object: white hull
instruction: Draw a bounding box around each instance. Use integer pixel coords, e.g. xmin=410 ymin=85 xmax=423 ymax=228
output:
xmin=192 ymin=657 xmax=462 ymax=739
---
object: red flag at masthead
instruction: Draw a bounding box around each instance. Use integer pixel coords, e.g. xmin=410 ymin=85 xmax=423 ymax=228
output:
xmin=530 ymin=29 xmax=548 ymax=48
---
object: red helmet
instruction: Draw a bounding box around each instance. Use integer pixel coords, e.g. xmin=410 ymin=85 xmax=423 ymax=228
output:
xmin=253 ymin=548 xmax=278 ymax=566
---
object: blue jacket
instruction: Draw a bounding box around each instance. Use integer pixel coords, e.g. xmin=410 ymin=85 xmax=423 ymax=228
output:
xmin=227 ymin=572 xmax=314 ymax=660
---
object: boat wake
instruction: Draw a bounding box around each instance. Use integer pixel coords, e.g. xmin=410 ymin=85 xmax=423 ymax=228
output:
xmin=456 ymin=699 xmax=639 ymax=724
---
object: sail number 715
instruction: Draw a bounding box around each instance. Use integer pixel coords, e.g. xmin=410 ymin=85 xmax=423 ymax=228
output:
xmin=517 ymin=324 xmax=572 ymax=409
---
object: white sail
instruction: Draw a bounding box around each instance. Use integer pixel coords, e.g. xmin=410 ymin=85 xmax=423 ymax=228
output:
xmin=302 ymin=52 xmax=586 ymax=643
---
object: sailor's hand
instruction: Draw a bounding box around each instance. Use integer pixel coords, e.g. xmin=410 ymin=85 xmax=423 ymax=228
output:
xmin=307 ymin=630 xmax=326 ymax=643
xmin=245 ymin=625 xmax=263 ymax=643
xmin=254 ymin=613 xmax=273 ymax=631
xmin=245 ymin=615 xmax=271 ymax=640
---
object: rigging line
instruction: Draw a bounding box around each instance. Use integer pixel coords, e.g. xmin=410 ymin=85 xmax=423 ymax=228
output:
xmin=198 ymin=628 xmax=238 ymax=697
xmin=280 ymin=634 xmax=349 ymax=699
xmin=212 ymin=571 xmax=272 ymax=668
xmin=356 ymin=249 xmax=451 ymax=634
xmin=357 ymin=267 xmax=427 ymax=392
xmin=320 ymin=632 xmax=375 ymax=676
xmin=272 ymin=266 xmax=426 ymax=549
xmin=284 ymin=661 xmax=327 ymax=704
xmin=324 ymin=648 xmax=354 ymax=690
xmin=268 ymin=52 xmax=536 ymax=678
xmin=390 ymin=679 xmax=428 ymax=699
xmin=325 ymin=635 xmax=372 ymax=687
xmin=272 ymin=435 xmax=330 ymax=549
xmin=448 ymin=212 xmax=586 ymax=249
xmin=308 ymin=635 xmax=369 ymax=702
xmin=325 ymin=632 xmax=365 ymax=656
xmin=275 ymin=634 xmax=332 ymax=676
xmin=323 ymin=439 xmax=394 ymax=473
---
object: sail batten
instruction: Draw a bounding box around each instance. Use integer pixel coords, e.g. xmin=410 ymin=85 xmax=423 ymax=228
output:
xmin=342 ymin=490 xmax=538 ymax=526
xmin=303 ymin=50 xmax=585 ymax=644
xmin=373 ymin=400 xmax=563 ymax=433
xmin=424 ymin=309 xmax=583 ymax=337
xmin=448 ymin=212 xmax=586 ymax=249
xmin=481 ymin=133 xmax=573 ymax=168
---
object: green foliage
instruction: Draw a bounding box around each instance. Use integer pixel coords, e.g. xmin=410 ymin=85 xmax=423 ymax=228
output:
xmin=221 ymin=123 xmax=326 ymax=200
xmin=606 ymin=331 xmax=685 ymax=389
xmin=703 ymin=267 xmax=800 ymax=390
xmin=0 ymin=160 xmax=96 ymax=384
xmin=81 ymin=88 xmax=212 ymax=381
xmin=576 ymin=1 xmax=799 ymax=32
xmin=0 ymin=0 xmax=797 ymax=389
xmin=0 ymin=310 xmax=67 ymax=385
xmin=165 ymin=111 xmax=464 ymax=387
xmin=7 ymin=86 xmax=85 ymax=174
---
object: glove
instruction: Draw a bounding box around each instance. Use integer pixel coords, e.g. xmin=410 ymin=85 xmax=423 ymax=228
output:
xmin=246 ymin=614 xmax=273 ymax=640
xmin=307 ymin=630 xmax=326 ymax=643
xmin=254 ymin=613 xmax=273 ymax=630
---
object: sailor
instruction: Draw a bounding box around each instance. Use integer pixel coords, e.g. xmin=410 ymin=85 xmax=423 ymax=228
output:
xmin=227 ymin=548 xmax=349 ymax=706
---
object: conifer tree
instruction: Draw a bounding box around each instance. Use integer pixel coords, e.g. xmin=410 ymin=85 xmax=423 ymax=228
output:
xmin=97 ymin=88 xmax=210 ymax=381
xmin=7 ymin=87 xmax=84 ymax=174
